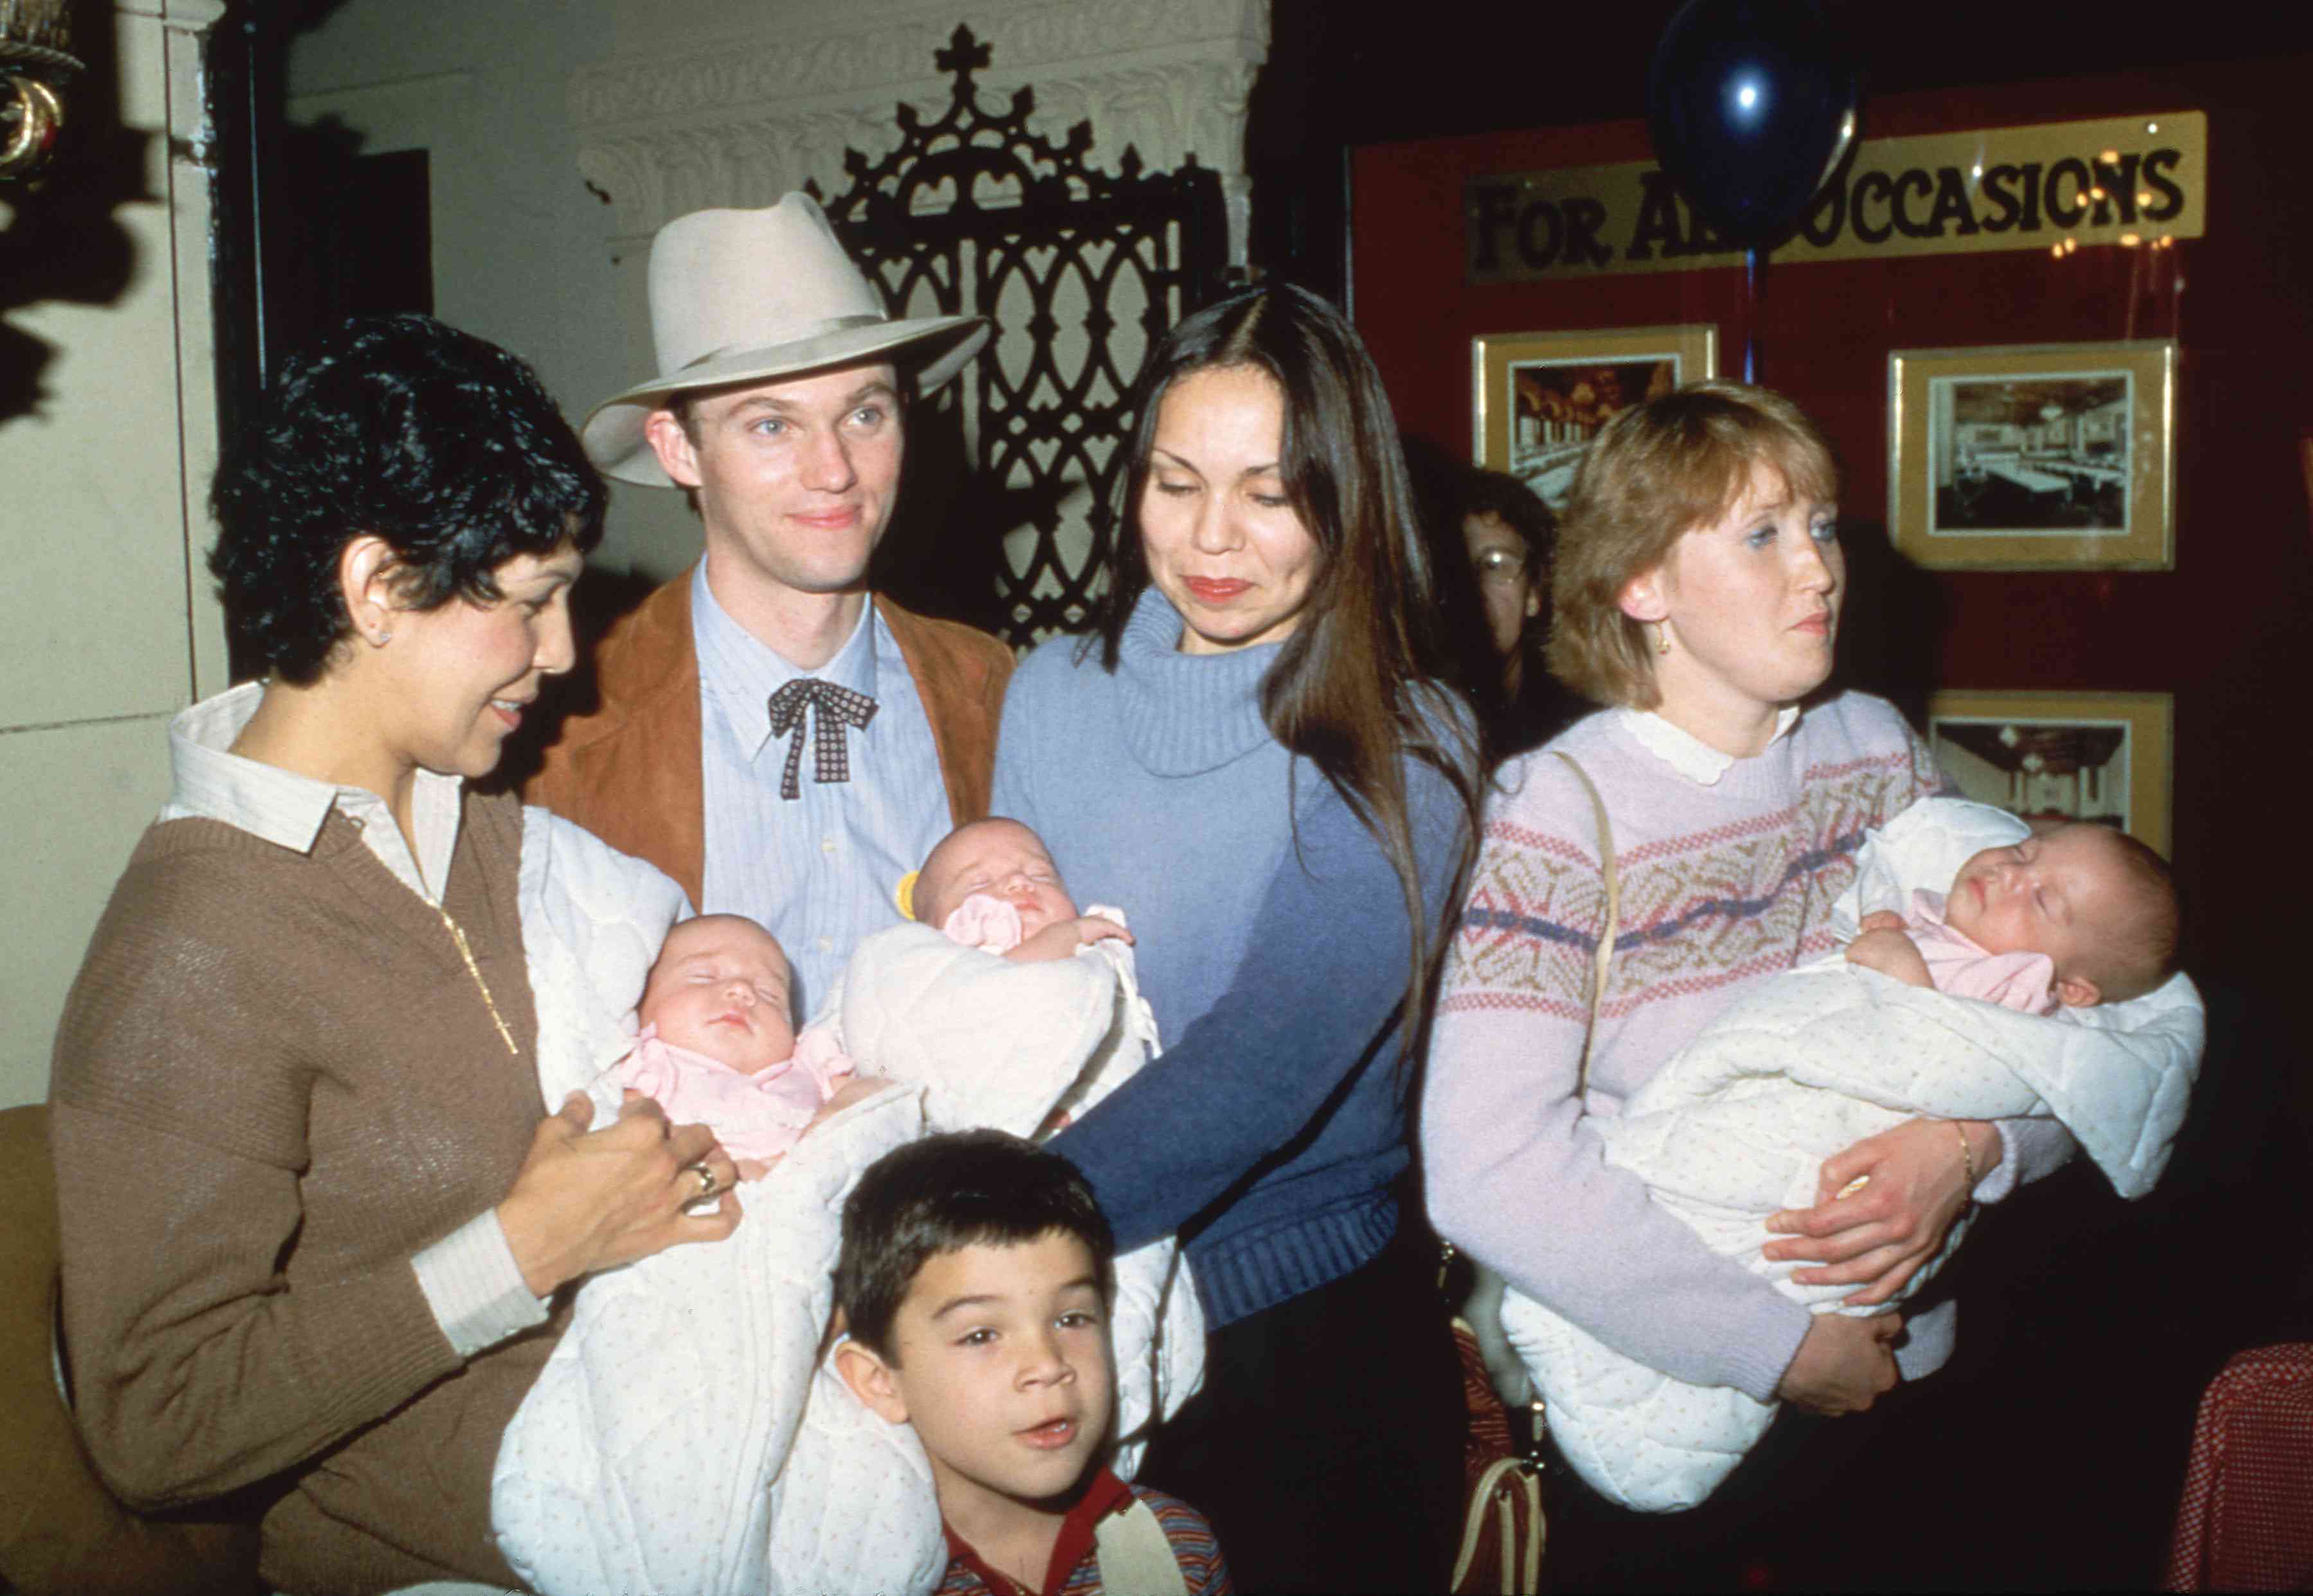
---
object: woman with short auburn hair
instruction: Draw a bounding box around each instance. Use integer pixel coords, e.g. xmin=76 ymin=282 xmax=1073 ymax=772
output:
xmin=1546 ymin=380 xmax=1839 ymax=709
xmin=1425 ymin=380 xmax=2075 ymax=1586
xmin=995 ymin=283 xmax=1481 ymax=1593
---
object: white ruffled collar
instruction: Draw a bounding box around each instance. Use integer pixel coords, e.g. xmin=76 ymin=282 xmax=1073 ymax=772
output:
xmin=1617 ymin=703 xmax=1802 ymax=785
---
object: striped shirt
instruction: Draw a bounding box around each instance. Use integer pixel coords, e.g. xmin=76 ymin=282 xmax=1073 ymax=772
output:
xmin=691 ymin=562 xmax=952 ymax=1022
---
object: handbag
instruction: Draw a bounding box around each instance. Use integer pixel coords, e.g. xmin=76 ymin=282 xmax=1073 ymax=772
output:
xmin=1447 ymin=1309 xmax=1550 ymax=1595
xmin=1445 ymin=751 xmax=1618 ymax=1596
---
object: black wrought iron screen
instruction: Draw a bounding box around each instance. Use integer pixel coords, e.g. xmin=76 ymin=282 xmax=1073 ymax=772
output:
xmin=810 ymin=24 xmax=1228 ymax=648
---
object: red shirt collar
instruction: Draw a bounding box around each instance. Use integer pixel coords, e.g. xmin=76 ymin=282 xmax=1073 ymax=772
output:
xmin=941 ymin=1466 xmax=1133 ymax=1595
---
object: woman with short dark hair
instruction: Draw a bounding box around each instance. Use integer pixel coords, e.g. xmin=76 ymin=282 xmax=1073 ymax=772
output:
xmin=50 ymin=314 xmax=740 ymax=1595
xmin=993 ymin=284 xmax=1481 ymax=1593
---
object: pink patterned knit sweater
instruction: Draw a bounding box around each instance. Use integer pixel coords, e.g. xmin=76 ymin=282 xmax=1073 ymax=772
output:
xmin=1423 ymin=693 xmax=1954 ymax=1403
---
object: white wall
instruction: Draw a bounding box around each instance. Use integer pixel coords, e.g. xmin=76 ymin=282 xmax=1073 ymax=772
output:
xmin=0 ymin=0 xmax=226 ymax=1106
xmin=285 ymin=0 xmax=648 ymax=565
xmin=290 ymin=0 xmax=1266 ymax=586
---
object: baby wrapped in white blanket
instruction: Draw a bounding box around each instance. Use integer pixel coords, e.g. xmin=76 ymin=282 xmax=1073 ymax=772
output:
xmin=490 ymin=810 xmax=1199 ymax=1596
xmin=1500 ymin=798 xmax=2204 ymax=1513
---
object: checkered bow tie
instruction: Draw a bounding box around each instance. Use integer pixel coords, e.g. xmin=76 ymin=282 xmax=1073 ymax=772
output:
xmin=765 ymin=678 xmax=878 ymax=800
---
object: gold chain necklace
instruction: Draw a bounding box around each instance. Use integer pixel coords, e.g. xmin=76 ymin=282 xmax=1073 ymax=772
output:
xmin=437 ymin=905 xmax=518 ymax=1056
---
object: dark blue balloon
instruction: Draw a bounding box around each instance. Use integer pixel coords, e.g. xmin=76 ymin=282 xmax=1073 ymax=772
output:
xmin=1647 ymin=0 xmax=1861 ymax=247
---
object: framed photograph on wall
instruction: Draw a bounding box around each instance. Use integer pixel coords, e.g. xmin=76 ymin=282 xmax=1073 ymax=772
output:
xmin=1927 ymin=690 xmax=2173 ymax=856
xmin=1888 ymin=340 xmax=2177 ymax=569
xmin=1473 ymin=324 xmax=1717 ymax=511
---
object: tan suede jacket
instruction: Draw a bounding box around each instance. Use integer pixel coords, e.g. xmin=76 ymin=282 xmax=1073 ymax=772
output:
xmin=527 ymin=572 xmax=1013 ymax=907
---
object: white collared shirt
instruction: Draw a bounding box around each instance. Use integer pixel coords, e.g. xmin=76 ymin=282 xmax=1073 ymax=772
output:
xmin=1618 ymin=703 xmax=1803 ymax=785
xmin=691 ymin=563 xmax=952 ymax=1021
xmin=162 ymin=683 xmax=544 ymax=1358
xmin=163 ymin=682 xmax=465 ymax=901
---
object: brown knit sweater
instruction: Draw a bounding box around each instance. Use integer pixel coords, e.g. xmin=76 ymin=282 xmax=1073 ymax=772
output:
xmin=49 ymin=788 xmax=561 ymax=1595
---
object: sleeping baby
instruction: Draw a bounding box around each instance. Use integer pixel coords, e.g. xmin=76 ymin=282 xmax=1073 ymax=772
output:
xmin=608 ymin=914 xmax=876 ymax=1180
xmin=905 ymin=817 xmax=1153 ymax=1134
xmin=1843 ymin=819 xmax=2175 ymax=1013
xmin=1482 ymin=800 xmax=2195 ymax=1514
xmin=911 ymin=817 xmax=1131 ymax=964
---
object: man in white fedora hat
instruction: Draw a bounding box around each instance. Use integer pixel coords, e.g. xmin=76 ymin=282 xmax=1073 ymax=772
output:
xmin=530 ymin=192 xmax=1012 ymax=1017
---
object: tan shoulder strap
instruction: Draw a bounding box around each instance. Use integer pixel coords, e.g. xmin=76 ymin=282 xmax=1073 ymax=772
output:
xmin=1550 ymin=752 xmax=1618 ymax=1098
xmin=1449 ymin=1453 xmax=1548 ymax=1594
xmin=1094 ymin=1494 xmax=1191 ymax=1596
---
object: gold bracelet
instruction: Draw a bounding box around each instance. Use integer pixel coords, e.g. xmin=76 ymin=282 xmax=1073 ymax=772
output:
xmin=1954 ymin=1121 xmax=1978 ymax=1192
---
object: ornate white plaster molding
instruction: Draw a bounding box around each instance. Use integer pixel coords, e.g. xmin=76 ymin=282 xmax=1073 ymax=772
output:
xmin=572 ymin=0 xmax=1265 ymax=251
xmin=572 ymin=0 xmax=1263 ymax=128
xmin=577 ymin=107 xmax=887 ymax=246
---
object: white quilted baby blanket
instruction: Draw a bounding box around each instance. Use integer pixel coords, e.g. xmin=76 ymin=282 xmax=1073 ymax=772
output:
xmin=494 ymin=822 xmax=1199 ymax=1595
xmin=1501 ymin=799 xmax=2204 ymax=1513
xmin=813 ymin=913 xmax=1201 ymax=1482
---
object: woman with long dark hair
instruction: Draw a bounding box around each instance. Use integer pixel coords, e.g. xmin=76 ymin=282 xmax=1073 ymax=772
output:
xmin=991 ymin=284 xmax=1480 ymax=1592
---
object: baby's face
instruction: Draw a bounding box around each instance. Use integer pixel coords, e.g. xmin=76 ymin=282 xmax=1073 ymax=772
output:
xmin=1944 ymin=824 xmax=2131 ymax=1000
xmin=917 ymin=819 xmax=1077 ymax=939
xmin=639 ymin=915 xmax=796 ymax=1074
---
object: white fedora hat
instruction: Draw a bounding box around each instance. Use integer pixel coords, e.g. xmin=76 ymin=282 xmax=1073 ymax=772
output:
xmin=582 ymin=192 xmax=990 ymax=486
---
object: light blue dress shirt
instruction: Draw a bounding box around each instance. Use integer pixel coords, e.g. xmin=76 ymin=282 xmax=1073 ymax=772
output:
xmin=691 ymin=562 xmax=952 ymax=1023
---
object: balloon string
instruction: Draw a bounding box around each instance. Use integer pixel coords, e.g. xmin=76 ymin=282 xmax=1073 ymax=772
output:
xmin=1744 ymin=246 xmax=1762 ymax=384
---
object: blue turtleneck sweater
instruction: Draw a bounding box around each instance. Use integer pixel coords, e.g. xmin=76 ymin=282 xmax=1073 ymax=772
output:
xmin=992 ymin=589 xmax=1469 ymax=1327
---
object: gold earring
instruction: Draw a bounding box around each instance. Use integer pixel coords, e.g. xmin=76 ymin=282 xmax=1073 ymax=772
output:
xmin=1655 ymin=621 xmax=1672 ymax=656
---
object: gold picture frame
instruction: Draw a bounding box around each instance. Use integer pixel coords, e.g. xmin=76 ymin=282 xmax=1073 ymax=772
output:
xmin=1888 ymin=340 xmax=2177 ymax=569
xmin=1472 ymin=324 xmax=1718 ymax=510
xmin=1927 ymin=690 xmax=2173 ymax=856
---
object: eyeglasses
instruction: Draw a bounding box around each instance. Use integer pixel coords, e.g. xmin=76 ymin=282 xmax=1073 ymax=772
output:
xmin=1473 ymin=547 xmax=1530 ymax=586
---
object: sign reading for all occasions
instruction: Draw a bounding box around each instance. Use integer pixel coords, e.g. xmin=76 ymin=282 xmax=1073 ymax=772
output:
xmin=1467 ymin=112 xmax=2206 ymax=282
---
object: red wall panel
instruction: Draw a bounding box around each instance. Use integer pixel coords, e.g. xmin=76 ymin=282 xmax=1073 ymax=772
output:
xmin=1352 ymin=60 xmax=2313 ymax=998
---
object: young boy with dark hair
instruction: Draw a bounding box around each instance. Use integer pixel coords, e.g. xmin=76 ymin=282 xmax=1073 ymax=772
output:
xmin=833 ymin=1131 xmax=1232 ymax=1596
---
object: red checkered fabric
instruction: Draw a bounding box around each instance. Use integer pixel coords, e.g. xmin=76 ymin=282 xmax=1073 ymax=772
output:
xmin=2164 ymin=1342 xmax=2313 ymax=1591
